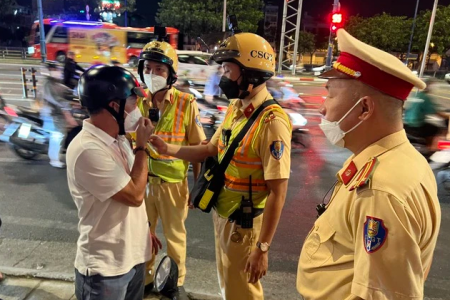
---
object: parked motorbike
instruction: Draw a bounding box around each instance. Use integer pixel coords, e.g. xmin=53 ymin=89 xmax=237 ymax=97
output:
xmin=0 ymin=93 xmax=88 ymax=160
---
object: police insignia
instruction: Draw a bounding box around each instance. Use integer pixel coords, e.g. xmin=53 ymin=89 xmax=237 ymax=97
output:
xmin=364 ymin=216 xmax=387 ymax=254
xmin=195 ymin=115 xmax=202 ymax=127
xmin=270 ymin=140 xmax=284 ymax=160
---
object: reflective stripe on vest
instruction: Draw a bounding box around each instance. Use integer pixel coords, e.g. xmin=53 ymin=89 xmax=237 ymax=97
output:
xmin=137 ymin=89 xmax=192 ymax=182
xmin=218 ymin=101 xmax=291 ymax=193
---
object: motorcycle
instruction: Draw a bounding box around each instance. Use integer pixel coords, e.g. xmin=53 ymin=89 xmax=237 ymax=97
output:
xmin=285 ymin=108 xmax=310 ymax=148
xmin=0 ymin=90 xmax=88 ymax=160
xmin=405 ymin=115 xmax=447 ymax=159
xmin=176 ymin=80 xmax=228 ymax=140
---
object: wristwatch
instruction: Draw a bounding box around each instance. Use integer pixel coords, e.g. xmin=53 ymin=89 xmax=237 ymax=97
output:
xmin=256 ymin=241 xmax=270 ymax=253
xmin=133 ymin=146 xmax=150 ymax=156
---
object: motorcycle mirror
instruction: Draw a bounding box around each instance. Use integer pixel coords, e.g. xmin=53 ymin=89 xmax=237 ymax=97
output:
xmin=155 ymin=256 xmax=179 ymax=298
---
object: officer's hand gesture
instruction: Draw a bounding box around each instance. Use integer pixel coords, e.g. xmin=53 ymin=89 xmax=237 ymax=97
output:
xmin=244 ymin=249 xmax=268 ymax=284
xmin=149 ymin=135 xmax=168 ymax=155
xmin=136 ymin=117 xmax=154 ymax=148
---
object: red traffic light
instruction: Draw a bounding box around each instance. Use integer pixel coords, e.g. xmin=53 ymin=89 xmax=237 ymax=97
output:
xmin=332 ymin=13 xmax=342 ymax=24
xmin=331 ymin=12 xmax=343 ymax=31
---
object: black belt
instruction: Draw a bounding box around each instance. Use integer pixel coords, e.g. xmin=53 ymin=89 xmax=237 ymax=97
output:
xmin=228 ymin=208 xmax=264 ymax=225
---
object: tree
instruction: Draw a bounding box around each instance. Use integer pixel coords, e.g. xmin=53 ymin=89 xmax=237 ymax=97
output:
xmin=156 ymin=0 xmax=264 ymax=38
xmin=0 ymin=0 xmax=16 ymax=18
xmin=345 ymin=13 xmax=411 ymax=53
xmin=297 ymin=31 xmax=316 ymax=55
xmin=414 ymin=5 xmax=450 ymax=56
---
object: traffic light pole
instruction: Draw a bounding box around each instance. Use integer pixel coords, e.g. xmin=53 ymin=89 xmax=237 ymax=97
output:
xmin=325 ymin=0 xmax=340 ymax=69
xmin=37 ymin=0 xmax=47 ymax=63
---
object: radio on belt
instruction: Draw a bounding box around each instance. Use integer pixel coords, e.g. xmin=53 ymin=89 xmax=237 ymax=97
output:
xmin=240 ymin=175 xmax=253 ymax=229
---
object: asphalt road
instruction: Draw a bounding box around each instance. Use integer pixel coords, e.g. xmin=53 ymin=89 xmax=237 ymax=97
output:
xmin=1 ymin=62 xmax=450 ymax=299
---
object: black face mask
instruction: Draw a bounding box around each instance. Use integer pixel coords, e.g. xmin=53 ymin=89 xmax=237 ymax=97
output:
xmin=219 ymin=76 xmax=241 ymax=99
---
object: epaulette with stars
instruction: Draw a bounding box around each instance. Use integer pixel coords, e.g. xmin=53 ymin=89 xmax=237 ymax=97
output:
xmin=349 ymin=157 xmax=379 ymax=191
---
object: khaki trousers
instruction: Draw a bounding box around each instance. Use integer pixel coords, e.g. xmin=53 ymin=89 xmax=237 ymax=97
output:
xmin=145 ymin=178 xmax=189 ymax=286
xmin=213 ymin=210 xmax=264 ymax=300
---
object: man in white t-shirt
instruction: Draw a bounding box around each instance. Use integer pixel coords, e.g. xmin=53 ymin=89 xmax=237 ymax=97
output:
xmin=67 ymin=65 xmax=161 ymax=300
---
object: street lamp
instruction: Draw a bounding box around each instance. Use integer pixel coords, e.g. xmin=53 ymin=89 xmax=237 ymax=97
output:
xmin=222 ymin=0 xmax=227 ymax=32
xmin=37 ymin=0 xmax=46 ymax=62
xmin=418 ymin=0 xmax=439 ymax=79
xmin=405 ymin=0 xmax=420 ymax=66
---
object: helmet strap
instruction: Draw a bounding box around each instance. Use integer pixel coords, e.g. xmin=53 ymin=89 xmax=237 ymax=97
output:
xmin=105 ymin=100 xmax=126 ymax=135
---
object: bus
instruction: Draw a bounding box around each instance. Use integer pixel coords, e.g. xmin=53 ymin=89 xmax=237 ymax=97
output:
xmin=28 ymin=19 xmax=179 ymax=66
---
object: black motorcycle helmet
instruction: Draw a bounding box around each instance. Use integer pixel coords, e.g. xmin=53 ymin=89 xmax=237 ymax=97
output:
xmin=78 ymin=65 xmax=147 ymax=135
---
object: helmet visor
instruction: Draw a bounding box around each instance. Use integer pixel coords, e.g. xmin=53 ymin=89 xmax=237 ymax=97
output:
xmin=140 ymin=51 xmax=173 ymax=67
xmin=132 ymin=86 xmax=147 ymax=98
xmin=211 ymin=50 xmax=240 ymax=63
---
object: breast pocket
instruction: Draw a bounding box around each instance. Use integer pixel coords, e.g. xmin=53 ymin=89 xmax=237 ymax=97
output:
xmin=302 ymin=218 xmax=336 ymax=267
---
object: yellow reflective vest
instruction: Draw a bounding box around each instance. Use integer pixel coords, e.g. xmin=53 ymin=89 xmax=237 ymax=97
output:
xmin=215 ymin=100 xmax=291 ymax=217
xmin=137 ymin=88 xmax=193 ymax=183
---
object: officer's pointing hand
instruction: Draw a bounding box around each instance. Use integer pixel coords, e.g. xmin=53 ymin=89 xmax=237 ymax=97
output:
xmin=244 ymin=249 xmax=268 ymax=284
xmin=149 ymin=135 xmax=168 ymax=155
xmin=136 ymin=117 xmax=154 ymax=148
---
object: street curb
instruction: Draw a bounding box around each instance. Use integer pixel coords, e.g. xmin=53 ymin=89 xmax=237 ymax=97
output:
xmin=275 ymin=74 xmax=327 ymax=82
xmin=0 ymin=266 xmax=222 ymax=300
xmin=0 ymin=266 xmax=74 ymax=282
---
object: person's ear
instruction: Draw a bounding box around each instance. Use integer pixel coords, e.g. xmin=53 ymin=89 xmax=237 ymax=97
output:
xmin=359 ymin=97 xmax=374 ymax=121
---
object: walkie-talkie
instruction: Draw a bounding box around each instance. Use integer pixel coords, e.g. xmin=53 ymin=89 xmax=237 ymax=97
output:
xmin=240 ymin=175 xmax=253 ymax=229
xmin=149 ymin=108 xmax=159 ymax=123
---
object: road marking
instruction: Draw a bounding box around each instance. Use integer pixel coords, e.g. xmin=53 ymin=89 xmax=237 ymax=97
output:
xmin=0 ymin=81 xmax=42 ymax=85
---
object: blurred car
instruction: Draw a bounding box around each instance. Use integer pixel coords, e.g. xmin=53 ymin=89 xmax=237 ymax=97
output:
xmin=289 ymin=64 xmax=305 ymax=73
xmin=445 ymin=73 xmax=450 ymax=83
xmin=176 ymin=50 xmax=219 ymax=81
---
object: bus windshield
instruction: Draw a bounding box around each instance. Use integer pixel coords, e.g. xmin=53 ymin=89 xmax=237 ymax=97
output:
xmin=127 ymin=31 xmax=155 ymax=49
xmin=33 ymin=24 xmax=53 ymax=45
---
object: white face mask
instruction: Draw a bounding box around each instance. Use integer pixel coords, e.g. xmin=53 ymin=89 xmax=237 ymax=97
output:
xmin=144 ymin=73 xmax=167 ymax=94
xmin=124 ymin=107 xmax=142 ymax=132
xmin=319 ymin=98 xmax=364 ymax=147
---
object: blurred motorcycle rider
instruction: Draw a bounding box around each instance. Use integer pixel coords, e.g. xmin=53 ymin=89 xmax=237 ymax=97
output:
xmin=41 ymin=62 xmax=75 ymax=168
xmin=64 ymin=51 xmax=85 ymax=89
xmin=136 ymin=40 xmax=206 ymax=293
xmin=404 ymin=78 xmax=447 ymax=150
xmin=204 ymin=65 xmax=223 ymax=101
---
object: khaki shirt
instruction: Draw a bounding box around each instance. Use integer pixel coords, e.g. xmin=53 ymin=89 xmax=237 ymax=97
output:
xmin=211 ymin=87 xmax=291 ymax=181
xmin=138 ymin=87 xmax=206 ymax=145
xmin=297 ymin=130 xmax=441 ymax=300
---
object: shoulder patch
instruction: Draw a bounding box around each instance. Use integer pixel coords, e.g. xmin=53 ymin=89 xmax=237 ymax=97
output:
xmin=364 ymin=216 xmax=388 ymax=253
xmin=270 ymin=140 xmax=284 ymax=160
xmin=195 ymin=114 xmax=202 ymax=127
xmin=349 ymin=157 xmax=379 ymax=191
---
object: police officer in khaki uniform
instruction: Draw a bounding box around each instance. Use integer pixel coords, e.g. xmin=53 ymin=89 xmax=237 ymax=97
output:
xmin=150 ymin=33 xmax=291 ymax=300
xmin=297 ymin=29 xmax=441 ymax=300
xmin=136 ymin=41 xmax=206 ymax=291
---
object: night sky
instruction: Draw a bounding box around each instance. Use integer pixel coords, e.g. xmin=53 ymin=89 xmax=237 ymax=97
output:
xmin=138 ymin=0 xmax=450 ymax=26
xmin=18 ymin=0 xmax=450 ymax=25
